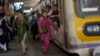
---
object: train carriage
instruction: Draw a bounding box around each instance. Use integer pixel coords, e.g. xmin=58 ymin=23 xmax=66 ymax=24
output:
xmin=33 ymin=0 xmax=100 ymax=56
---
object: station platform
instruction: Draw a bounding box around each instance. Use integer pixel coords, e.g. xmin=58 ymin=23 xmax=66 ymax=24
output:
xmin=0 ymin=39 xmax=67 ymax=56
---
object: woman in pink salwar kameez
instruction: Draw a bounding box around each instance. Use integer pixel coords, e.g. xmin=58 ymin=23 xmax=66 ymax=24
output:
xmin=38 ymin=11 xmax=52 ymax=53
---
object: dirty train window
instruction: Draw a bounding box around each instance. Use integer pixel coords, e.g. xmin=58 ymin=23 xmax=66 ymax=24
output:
xmin=80 ymin=0 xmax=100 ymax=12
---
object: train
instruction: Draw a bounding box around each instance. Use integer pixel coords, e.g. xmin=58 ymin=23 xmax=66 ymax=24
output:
xmin=32 ymin=0 xmax=100 ymax=56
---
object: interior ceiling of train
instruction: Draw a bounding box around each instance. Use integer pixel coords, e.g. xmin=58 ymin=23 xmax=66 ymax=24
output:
xmin=13 ymin=0 xmax=40 ymax=9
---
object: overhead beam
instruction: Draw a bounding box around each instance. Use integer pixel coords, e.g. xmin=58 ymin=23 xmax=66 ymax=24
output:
xmin=13 ymin=0 xmax=40 ymax=2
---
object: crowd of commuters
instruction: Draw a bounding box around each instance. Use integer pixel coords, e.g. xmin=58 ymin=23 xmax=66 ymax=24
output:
xmin=0 ymin=4 xmax=60 ymax=56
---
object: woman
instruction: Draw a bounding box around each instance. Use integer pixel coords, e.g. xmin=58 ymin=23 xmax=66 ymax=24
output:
xmin=38 ymin=11 xmax=52 ymax=53
xmin=15 ymin=10 xmax=30 ymax=56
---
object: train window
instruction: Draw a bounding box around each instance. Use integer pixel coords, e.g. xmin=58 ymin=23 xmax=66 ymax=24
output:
xmin=75 ymin=0 xmax=100 ymax=18
xmin=81 ymin=0 xmax=99 ymax=12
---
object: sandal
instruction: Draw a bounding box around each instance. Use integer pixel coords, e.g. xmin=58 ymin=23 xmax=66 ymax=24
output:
xmin=21 ymin=53 xmax=26 ymax=56
xmin=21 ymin=48 xmax=28 ymax=56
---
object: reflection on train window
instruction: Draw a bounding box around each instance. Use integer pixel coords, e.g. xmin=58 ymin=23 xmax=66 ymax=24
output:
xmin=80 ymin=0 xmax=99 ymax=12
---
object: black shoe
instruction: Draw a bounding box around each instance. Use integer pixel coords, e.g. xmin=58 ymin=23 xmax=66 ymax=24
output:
xmin=3 ymin=51 xmax=7 ymax=53
xmin=7 ymin=48 xmax=11 ymax=50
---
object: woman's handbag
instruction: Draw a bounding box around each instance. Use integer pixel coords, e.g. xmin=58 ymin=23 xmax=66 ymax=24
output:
xmin=38 ymin=18 xmax=48 ymax=33
xmin=40 ymin=25 xmax=48 ymax=33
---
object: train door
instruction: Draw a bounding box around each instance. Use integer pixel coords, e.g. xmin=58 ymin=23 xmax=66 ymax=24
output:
xmin=58 ymin=0 xmax=68 ymax=50
xmin=50 ymin=0 xmax=68 ymax=50
xmin=58 ymin=0 xmax=71 ymax=50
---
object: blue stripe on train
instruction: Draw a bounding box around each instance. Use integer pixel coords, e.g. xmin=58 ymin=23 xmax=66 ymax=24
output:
xmin=70 ymin=43 xmax=100 ymax=49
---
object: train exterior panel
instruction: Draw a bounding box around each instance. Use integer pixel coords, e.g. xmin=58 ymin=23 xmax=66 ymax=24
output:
xmin=64 ymin=0 xmax=100 ymax=56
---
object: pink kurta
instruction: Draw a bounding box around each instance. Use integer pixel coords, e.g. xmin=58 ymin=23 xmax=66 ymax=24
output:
xmin=38 ymin=17 xmax=52 ymax=52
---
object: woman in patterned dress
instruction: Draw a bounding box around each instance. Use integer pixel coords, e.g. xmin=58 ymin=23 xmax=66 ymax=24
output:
xmin=38 ymin=11 xmax=53 ymax=53
xmin=15 ymin=10 xmax=30 ymax=56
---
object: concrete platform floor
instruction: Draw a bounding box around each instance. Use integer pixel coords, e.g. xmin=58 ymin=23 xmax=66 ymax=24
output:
xmin=0 ymin=39 xmax=67 ymax=56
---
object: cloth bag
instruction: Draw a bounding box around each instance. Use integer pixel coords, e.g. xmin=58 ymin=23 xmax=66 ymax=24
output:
xmin=38 ymin=18 xmax=48 ymax=33
xmin=40 ymin=25 xmax=48 ymax=33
